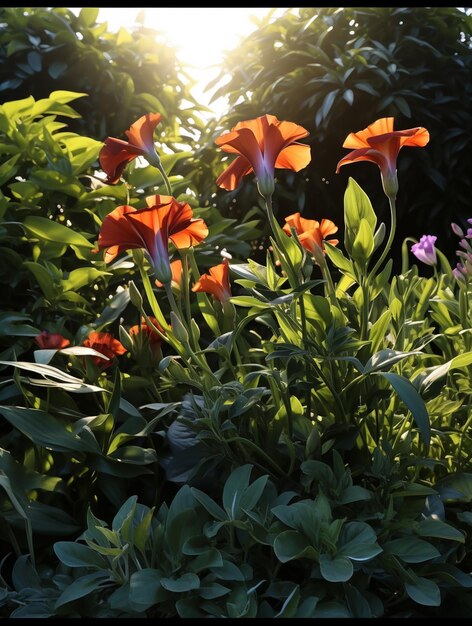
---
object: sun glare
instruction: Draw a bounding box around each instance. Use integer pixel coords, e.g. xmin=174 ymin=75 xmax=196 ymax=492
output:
xmin=93 ymin=7 xmax=293 ymax=117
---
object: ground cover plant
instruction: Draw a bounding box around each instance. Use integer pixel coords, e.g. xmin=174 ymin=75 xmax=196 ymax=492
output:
xmin=0 ymin=70 xmax=471 ymax=620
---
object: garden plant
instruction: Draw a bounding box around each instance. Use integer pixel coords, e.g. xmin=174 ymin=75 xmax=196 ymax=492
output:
xmin=0 ymin=23 xmax=471 ymax=619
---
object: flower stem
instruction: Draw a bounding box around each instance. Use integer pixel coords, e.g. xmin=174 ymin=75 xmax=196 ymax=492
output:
xmin=369 ymin=195 xmax=397 ymax=281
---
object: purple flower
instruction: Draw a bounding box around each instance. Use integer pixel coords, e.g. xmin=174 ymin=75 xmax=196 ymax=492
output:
xmin=451 ymin=222 xmax=464 ymax=238
xmin=411 ymin=235 xmax=437 ymax=266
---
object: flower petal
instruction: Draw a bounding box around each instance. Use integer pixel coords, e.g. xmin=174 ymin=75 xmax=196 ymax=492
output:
xmin=342 ymin=117 xmax=394 ymax=149
xmin=216 ymin=155 xmax=253 ymax=191
xmin=99 ymin=138 xmax=143 ymax=184
xmin=274 ymin=142 xmax=311 ymax=171
xmin=125 ymin=112 xmax=162 ymax=153
xmin=336 ymin=147 xmax=387 ymax=173
xmin=169 ymin=219 xmax=209 ymax=249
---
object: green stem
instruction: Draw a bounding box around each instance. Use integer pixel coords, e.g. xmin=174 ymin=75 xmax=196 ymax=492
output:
xmin=155 ymin=160 xmax=173 ymax=196
xmin=264 ymin=195 xmax=298 ymax=288
xmin=180 ymin=250 xmax=199 ymax=351
xmin=133 ymin=251 xmax=168 ymax=329
xmin=369 ymin=194 xmax=397 ymax=282
xmin=360 ymin=276 xmax=370 ymax=341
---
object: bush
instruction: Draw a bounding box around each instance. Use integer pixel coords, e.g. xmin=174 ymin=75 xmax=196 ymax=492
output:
xmin=0 ymin=97 xmax=471 ymax=617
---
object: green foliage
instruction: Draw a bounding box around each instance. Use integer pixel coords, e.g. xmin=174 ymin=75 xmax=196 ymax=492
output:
xmin=0 ymin=77 xmax=471 ymax=618
xmin=0 ymin=7 xmax=206 ymax=144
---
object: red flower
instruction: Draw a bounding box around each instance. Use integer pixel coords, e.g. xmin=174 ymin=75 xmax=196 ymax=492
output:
xmin=97 ymin=195 xmax=208 ymax=284
xmin=99 ymin=113 xmax=162 ymax=185
xmin=83 ymin=331 xmax=127 ymax=370
xmin=283 ymin=212 xmax=338 ymax=257
xmin=192 ymin=258 xmax=232 ymax=303
xmin=34 ymin=330 xmax=70 ymax=350
xmin=215 ymin=114 xmax=311 ymax=197
xmin=129 ymin=316 xmax=164 ymax=356
xmin=336 ymin=117 xmax=429 ymax=198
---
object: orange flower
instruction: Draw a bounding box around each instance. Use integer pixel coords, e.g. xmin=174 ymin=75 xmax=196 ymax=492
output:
xmin=192 ymin=258 xmax=232 ymax=303
xmin=336 ymin=117 xmax=429 ymax=198
xmin=99 ymin=113 xmax=162 ymax=185
xmin=129 ymin=316 xmax=164 ymax=356
xmin=155 ymin=259 xmax=183 ymax=290
xmin=283 ymin=212 xmax=339 ymax=256
xmin=35 ymin=330 xmax=70 ymax=350
xmin=97 ymin=195 xmax=208 ymax=284
xmin=215 ymin=114 xmax=311 ymax=197
xmin=83 ymin=331 xmax=127 ymax=370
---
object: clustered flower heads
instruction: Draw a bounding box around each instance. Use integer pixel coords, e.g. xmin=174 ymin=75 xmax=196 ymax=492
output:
xmin=452 ymin=218 xmax=472 ymax=284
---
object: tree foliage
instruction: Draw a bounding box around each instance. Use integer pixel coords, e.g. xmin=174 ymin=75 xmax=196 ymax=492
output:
xmin=0 ymin=6 xmax=207 ymax=145
xmin=197 ymin=7 xmax=472 ymax=264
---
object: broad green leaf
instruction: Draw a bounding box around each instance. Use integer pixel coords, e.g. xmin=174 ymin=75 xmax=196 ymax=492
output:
xmin=374 ymin=372 xmax=430 ymax=445
xmin=55 ymin=571 xmax=111 ymax=608
xmin=190 ymin=487 xmax=226 ymax=521
xmin=0 ymin=406 xmax=100 ymax=454
xmin=383 ymin=537 xmax=440 ymax=563
xmin=23 ymin=215 xmax=93 ymax=249
xmin=0 ymin=153 xmax=20 ymax=186
xmin=420 ymin=352 xmax=472 ymax=395
xmin=416 ymin=519 xmax=465 ymax=543
xmin=351 ymin=218 xmax=374 ymax=265
xmin=273 ymin=530 xmax=314 ymax=563
xmin=62 ymin=267 xmax=111 ymax=292
xmin=405 ymin=577 xmax=441 ymax=606
xmin=364 ymin=348 xmax=422 ymax=374
xmin=54 ymin=541 xmax=108 ymax=569
xmin=324 ymin=241 xmax=356 ymax=278
xmin=129 ymin=568 xmax=164 ymax=611
xmin=160 ymin=573 xmax=200 ymax=593
xmin=319 ymin=554 xmax=353 ymax=582
xmin=343 ymin=178 xmax=377 ymax=253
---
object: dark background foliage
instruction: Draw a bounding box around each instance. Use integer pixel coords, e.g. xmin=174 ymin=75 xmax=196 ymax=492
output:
xmin=0 ymin=6 xmax=205 ymax=146
xmin=195 ymin=6 xmax=472 ymax=267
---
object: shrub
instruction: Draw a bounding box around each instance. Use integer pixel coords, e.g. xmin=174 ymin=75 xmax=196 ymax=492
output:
xmin=0 ymin=99 xmax=471 ymax=617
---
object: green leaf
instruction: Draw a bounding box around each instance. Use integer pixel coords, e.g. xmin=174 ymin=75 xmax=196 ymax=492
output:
xmin=54 ymin=541 xmax=109 ymax=569
xmin=419 ymin=352 xmax=472 ymax=395
xmin=364 ymin=348 xmax=422 ymax=374
xmin=405 ymin=576 xmax=441 ymax=606
xmin=55 ymin=571 xmax=111 ymax=608
xmin=368 ymin=310 xmax=391 ymax=353
xmin=324 ymin=242 xmax=356 ymax=278
xmin=351 ymin=218 xmax=375 ymax=265
xmin=23 ymin=216 xmax=93 ymax=249
xmin=160 ymin=573 xmax=200 ymax=593
xmin=0 ymin=154 xmax=20 ymax=186
xmin=416 ymin=519 xmax=465 ymax=543
xmin=274 ymin=585 xmax=300 ymax=618
xmin=129 ymin=568 xmax=164 ymax=611
xmin=319 ymin=554 xmax=353 ymax=582
xmin=48 ymin=62 xmax=67 ymax=79
xmin=0 ymin=406 xmax=100 ymax=454
xmin=62 ymin=267 xmax=111 ymax=292
xmin=273 ymin=530 xmax=314 ymax=563
xmin=374 ymin=372 xmax=430 ymax=445
xmin=79 ymin=7 xmax=99 ymax=26
xmin=383 ymin=537 xmax=440 ymax=563
xmin=191 ymin=487 xmax=226 ymax=521
xmin=343 ymin=178 xmax=377 ymax=254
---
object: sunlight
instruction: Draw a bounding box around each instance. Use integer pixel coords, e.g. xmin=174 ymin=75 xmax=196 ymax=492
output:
xmin=94 ymin=7 xmax=293 ymax=116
